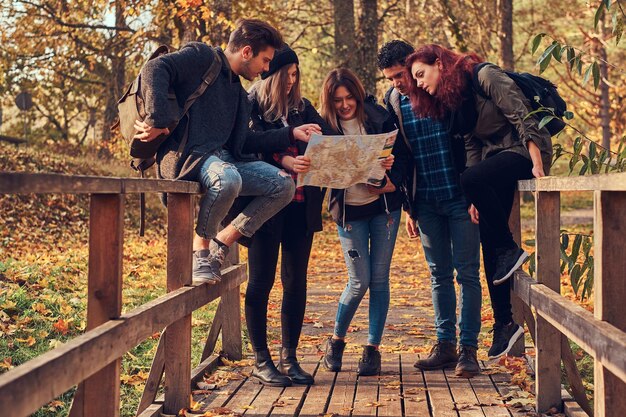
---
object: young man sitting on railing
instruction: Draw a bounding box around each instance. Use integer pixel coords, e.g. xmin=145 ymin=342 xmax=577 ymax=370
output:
xmin=133 ymin=19 xmax=321 ymax=283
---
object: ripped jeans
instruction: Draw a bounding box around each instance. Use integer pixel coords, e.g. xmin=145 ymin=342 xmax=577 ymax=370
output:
xmin=196 ymin=150 xmax=295 ymax=239
xmin=333 ymin=209 xmax=401 ymax=345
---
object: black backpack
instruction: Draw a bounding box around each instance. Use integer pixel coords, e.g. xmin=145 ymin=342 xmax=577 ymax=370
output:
xmin=472 ymin=62 xmax=567 ymax=136
xmin=114 ymin=45 xmax=222 ymax=235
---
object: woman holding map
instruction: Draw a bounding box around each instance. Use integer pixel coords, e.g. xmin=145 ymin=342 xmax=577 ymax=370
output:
xmin=244 ymin=43 xmax=334 ymax=387
xmin=318 ymin=68 xmax=410 ymax=376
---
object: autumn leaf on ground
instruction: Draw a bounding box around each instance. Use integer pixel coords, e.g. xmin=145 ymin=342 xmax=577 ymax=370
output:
xmin=0 ymin=357 xmax=12 ymax=370
xmin=15 ymin=336 xmax=36 ymax=346
xmin=52 ymin=318 xmax=70 ymax=335
xmin=47 ymin=400 xmax=65 ymax=411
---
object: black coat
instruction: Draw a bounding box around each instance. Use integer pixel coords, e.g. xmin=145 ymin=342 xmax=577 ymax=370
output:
xmin=328 ymin=96 xmax=410 ymax=227
xmin=223 ymin=96 xmax=336 ymax=243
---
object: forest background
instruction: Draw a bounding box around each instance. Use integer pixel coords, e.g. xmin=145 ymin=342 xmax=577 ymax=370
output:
xmin=0 ymin=0 xmax=624 ymax=149
xmin=0 ymin=0 xmax=625 ymax=416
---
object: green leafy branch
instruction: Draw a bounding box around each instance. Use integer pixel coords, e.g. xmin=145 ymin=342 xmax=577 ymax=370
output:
xmin=530 ymin=1 xmax=624 ymax=88
xmin=526 ymin=232 xmax=595 ymax=301
xmin=524 ymin=105 xmax=626 ymax=175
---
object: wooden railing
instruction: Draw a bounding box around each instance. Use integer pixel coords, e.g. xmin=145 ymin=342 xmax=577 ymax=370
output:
xmin=0 ymin=172 xmax=248 ymax=417
xmin=2 ymin=169 xmax=626 ymax=417
xmin=511 ymin=172 xmax=626 ymax=417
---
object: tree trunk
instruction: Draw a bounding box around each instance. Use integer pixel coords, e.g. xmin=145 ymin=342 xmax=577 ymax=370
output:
xmin=498 ymin=0 xmax=514 ymax=70
xmin=102 ymin=0 xmax=126 ymax=144
xmin=356 ymin=0 xmax=378 ymax=94
xmin=599 ymin=16 xmax=611 ymax=150
xmin=209 ymin=0 xmax=233 ymax=47
xmin=180 ymin=17 xmax=202 ymax=44
xmin=439 ymin=0 xmax=467 ymax=52
xmin=333 ymin=0 xmax=356 ymax=68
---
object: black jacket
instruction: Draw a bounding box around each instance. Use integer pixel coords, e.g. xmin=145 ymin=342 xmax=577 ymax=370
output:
xmin=247 ymin=96 xmax=336 ymax=236
xmin=328 ymin=96 xmax=410 ymax=227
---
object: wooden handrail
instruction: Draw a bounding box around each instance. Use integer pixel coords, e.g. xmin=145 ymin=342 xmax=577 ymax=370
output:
xmin=512 ymin=271 xmax=626 ymax=383
xmin=509 ymin=178 xmax=626 ymax=417
xmin=0 ymin=172 xmax=201 ymax=194
xmin=0 ymin=174 xmax=245 ymax=417
xmin=0 ymin=266 xmax=247 ymax=417
xmin=518 ymin=172 xmax=626 ymax=192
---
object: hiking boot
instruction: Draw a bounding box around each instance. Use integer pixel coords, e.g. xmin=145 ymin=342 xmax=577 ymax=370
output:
xmin=251 ymin=349 xmax=292 ymax=387
xmin=455 ymin=345 xmax=480 ymax=378
xmin=357 ymin=345 xmax=381 ymax=376
xmin=279 ymin=347 xmax=314 ymax=385
xmin=488 ymin=322 xmax=524 ymax=359
xmin=493 ymin=245 xmax=529 ymax=285
xmin=323 ymin=337 xmax=346 ymax=372
xmin=413 ymin=341 xmax=458 ymax=370
xmin=192 ymin=239 xmax=229 ymax=283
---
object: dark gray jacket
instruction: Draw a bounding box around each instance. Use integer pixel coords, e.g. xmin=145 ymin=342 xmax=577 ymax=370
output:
xmin=140 ymin=42 xmax=293 ymax=181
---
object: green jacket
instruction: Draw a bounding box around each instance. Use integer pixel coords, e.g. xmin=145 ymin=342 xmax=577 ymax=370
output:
xmin=467 ymin=63 xmax=553 ymax=174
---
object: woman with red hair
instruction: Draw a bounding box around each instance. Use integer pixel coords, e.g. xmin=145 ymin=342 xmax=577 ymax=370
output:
xmin=405 ymin=44 xmax=552 ymax=359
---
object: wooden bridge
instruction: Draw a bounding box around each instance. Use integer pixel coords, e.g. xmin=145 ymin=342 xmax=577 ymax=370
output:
xmin=0 ymin=171 xmax=625 ymax=417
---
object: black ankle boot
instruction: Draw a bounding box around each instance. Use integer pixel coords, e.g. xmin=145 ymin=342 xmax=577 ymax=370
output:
xmin=357 ymin=345 xmax=381 ymax=376
xmin=279 ymin=347 xmax=314 ymax=385
xmin=323 ymin=337 xmax=346 ymax=372
xmin=251 ymin=349 xmax=292 ymax=387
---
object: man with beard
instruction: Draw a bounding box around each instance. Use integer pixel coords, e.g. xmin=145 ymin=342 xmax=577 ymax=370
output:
xmin=135 ymin=19 xmax=320 ymax=283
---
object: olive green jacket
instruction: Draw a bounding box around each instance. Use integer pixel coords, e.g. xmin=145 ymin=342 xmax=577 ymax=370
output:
xmin=467 ymin=63 xmax=553 ymax=174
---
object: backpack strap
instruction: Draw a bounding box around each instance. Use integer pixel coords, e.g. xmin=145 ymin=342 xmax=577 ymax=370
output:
xmin=174 ymin=48 xmax=223 ymax=157
xmin=471 ymin=62 xmax=491 ymax=99
xmin=134 ymin=48 xmax=223 ymax=237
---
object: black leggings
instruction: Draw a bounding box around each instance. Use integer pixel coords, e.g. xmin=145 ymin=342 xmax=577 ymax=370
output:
xmin=460 ymin=151 xmax=533 ymax=325
xmin=245 ymin=202 xmax=314 ymax=351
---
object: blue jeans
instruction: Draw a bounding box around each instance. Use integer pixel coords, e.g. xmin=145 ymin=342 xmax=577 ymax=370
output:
xmin=414 ymin=195 xmax=481 ymax=347
xmin=196 ymin=150 xmax=295 ymax=239
xmin=334 ymin=209 xmax=401 ymax=346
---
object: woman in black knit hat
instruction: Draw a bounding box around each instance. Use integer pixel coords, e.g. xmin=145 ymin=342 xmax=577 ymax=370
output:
xmin=245 ymin=43 xmax=335 ymax=386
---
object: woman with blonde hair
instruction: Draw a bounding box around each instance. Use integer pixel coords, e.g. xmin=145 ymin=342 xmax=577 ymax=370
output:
xmin=245 ymin=44 xmax=332 ymax=386
xmin=318 ymin=68 xmax=410 ymax=376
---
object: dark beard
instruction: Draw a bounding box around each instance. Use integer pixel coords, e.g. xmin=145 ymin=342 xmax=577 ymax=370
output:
xmin=239 ymin=61 xmax=256 ymax=81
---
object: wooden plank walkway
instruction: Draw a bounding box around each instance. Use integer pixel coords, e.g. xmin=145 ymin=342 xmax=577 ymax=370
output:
xmin=190 ymin=353 xmax=526 ymax=417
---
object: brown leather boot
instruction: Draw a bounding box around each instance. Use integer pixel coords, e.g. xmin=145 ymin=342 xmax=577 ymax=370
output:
xmin=455 ymin=345 xmax=480 ymax=378
xmin=413 ymin=341 xmax=458 ymax=370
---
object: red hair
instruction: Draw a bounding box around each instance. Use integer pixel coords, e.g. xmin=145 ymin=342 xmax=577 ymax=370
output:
xmin=405 ymin=44 xmax=483 ymax=120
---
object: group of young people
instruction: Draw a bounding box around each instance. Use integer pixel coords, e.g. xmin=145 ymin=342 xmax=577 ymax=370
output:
xmin=135 ymin=18 xmax=552 ymax=387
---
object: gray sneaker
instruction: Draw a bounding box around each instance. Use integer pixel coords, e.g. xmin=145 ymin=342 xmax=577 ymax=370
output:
xmin=192 ymin=240 xmax=229 ymax=283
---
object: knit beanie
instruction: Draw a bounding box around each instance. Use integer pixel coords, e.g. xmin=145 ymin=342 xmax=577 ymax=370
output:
xmin=261 ymin=43 xmax=299 ymax=79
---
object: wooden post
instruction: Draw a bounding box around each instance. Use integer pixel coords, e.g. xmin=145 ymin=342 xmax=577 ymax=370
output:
xmin=534 ymin=191 xmax=562 ymax=412
xmin=163 ymin=194 xmax=193 ymax=415
xmin=70 ymin=194 xmax=124 ymax=417
xmin=509 ymin=191 xmax=525 ymax=356
xmin=220 ymin=241 xmax=242 ymax=360
xmin=594 ymin=191 xmax=626 ymax=417
xmin=221 ymin=285 xmax=242 ymax=361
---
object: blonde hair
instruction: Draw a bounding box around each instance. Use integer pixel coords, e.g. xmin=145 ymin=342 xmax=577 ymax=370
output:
xmin=250 ymin=64 xmax=303 ymax=123
xmin=319 ymin=68 xmax=367 ymax=133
